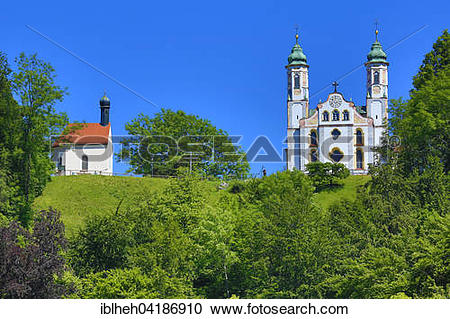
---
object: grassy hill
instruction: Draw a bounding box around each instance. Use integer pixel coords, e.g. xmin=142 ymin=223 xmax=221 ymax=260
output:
xmin=33 ymin=175 xmax=168 ymax=237
xmin=312 ymin=175 xmax=371 ymax=210
xmin=34 ymin=174 xmax=370 ymax=237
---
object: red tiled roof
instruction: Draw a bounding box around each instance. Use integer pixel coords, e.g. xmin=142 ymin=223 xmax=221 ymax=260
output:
xmin=53 ymin=123 xmax=110 ymax=147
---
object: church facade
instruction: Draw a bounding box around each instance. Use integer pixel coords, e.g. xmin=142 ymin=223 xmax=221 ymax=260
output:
xmin=52 ymin=94 xmax=113 ymax=176
xmin=286 ymin=30 xmax=389 ymax=175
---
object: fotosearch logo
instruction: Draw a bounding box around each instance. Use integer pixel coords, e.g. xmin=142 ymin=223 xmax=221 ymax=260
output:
xmin=50 ymin=134 xmax=401 ymax=164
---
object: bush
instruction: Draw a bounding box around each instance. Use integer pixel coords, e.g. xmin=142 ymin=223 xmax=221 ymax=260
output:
xmin=0 ymin=209 xmax=70 ymax=298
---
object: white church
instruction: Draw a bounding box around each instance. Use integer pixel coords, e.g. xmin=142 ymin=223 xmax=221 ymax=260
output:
xmin=52 ymin=94 xmax=113 ymax=176
xmin=286 ymin=29 xmax=388 ymax=175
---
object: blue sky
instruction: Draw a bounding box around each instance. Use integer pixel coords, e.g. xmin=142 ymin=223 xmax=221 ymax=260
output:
xmin=1 ymin=0 xmax=448 ymax=175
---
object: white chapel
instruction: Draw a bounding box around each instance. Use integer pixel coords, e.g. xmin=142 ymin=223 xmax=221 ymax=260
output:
xmin=286 ymin=29 xmax=389 ymax=174
xmin=52 ymin=94 xmax=113 ymax=176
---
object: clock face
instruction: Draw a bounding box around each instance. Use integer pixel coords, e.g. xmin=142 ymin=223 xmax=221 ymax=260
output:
xmin=329 ymin=95 xmax=343 ymax=108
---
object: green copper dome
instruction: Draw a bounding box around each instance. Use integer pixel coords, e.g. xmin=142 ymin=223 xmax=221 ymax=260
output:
xmin=367 ymin=30 xmax=387 ymax=63
xmin=288 ymin=34 xmax=307 ymax=66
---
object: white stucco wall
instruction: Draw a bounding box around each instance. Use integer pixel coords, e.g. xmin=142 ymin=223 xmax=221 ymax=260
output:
xmin=290 ymin=93 xmax=382 ymax=174
xmin=53 ymin=128 xmax=113 ymax=176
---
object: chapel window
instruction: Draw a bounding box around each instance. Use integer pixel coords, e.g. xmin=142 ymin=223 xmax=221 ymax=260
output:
xmin=82 ymin=155 xmax=88 ymax=171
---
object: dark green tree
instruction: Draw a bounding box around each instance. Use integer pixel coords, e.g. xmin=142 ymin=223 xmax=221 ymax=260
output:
xmin=118 ymin=109 xmax=249 ymax=179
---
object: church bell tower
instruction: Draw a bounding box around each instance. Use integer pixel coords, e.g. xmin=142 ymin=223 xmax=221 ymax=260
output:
xmin=366 ymin=28 xmax=388 ymax=127
xmin=286 ymin=31 xmax=309 ymax=170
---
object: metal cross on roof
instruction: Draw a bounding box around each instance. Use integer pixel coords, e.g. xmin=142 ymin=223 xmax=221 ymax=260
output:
xmin=332 ymin=81 xmax=339 ymax=92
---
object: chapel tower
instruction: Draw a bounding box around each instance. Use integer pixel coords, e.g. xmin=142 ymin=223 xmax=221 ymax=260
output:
xmin=100 ymin=93 xmax=111 ymax=126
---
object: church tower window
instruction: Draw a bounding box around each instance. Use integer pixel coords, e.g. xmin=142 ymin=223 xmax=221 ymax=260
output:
xmin=332 ymin=110 xmax=340 ymax=121
xmin=310 ymin=130 xmax=318 ymax=146
xmin=82 ymin=155 xmax=88 ymax=171
xmin=356 ymin=129 xmax=364 ymax=145
xmin=294 ymin=74 xmax=300 ymax=89
xmin=322 ymin=111 xmax=329 ymax=121
xmin=374 ymin=71 xmax=380 ymax=84
xmin=343 ymin=110 xmax=349 ymax=121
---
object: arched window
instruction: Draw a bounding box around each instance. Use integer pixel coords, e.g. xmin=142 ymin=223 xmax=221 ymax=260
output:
xmin=331 ymin=128 xmax=341 ymax=140
xmin=374 ymin=71 xmax=380 ymax=84
xmin=330 ymin=148 xmax=344 ymax=163
xmin=310 ymin=130 xmax=318 ymax=146
xmin=322 ymin=111 xmax=329 ymax=121
xmin=332 ymin=110 xmax=340 ymax=121
xmin=310 ymin=149 xmax=318 ymax=162
xmin=356 ymin=129 xmax=363 ymax=145
xmin=343 ymin=110 xmax=349 ymax=121
xmin=294 ymin=73 xmax=300 ymax=89
xmin=356 ymin=149 xmax=363 ymax=169
xmin=82 ymin=155 xmax=88 ymax=171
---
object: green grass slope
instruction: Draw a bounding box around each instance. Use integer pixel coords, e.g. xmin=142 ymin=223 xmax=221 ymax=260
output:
xmin=34 ymin=174 xmax=369 ymax=237
xmin=33 ymin=175 xmax=168 ymax=237
xmin=313 ymin=175 xmax=371 ymax=210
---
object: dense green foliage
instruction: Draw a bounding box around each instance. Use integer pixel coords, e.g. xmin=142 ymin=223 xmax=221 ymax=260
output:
xmin=0 ymin=52 xmax=68 ymax=225
xmin=391 ymin=30 xmax=450 ymax=172
xmin=0 ymin=52 xmax=22 ymax=220
xmin=64 ymin=164 xmax=448 ymax=298
xmin=118 ymin=109 xmax=250 ymax=179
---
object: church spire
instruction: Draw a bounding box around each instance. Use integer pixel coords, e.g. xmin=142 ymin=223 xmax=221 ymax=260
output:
xmin=287 ymin=30 xmax=307 ymax=66
xmin=367 ymin=24 xmax=387 ymax=63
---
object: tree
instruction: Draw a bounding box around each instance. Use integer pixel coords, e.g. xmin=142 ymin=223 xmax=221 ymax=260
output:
xmin=390 ymin=29 xmax=450 ymax=173
xmin=11 ymin=53 xmax=68 ymax=225
xmin=412 ymin=29 xmax=449 ymax=91
xmin=118 ymin=109 xmax=249 ymax=178
xmin=0 ymin=51 xmax=24 ymax=221
xmin=305 ymin=162 xmax=350 ymax=191
xmin=0 ymin=209 xmax=70 ymax=298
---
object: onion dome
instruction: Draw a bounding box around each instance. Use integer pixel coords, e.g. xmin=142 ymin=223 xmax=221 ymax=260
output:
xmin=367 ymin=30 xmax=387 ymax=63
xmin=100 ymin=92 xmax=110 ymax=107
xmin=288 ymin=33 xmax=307 ymax=66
